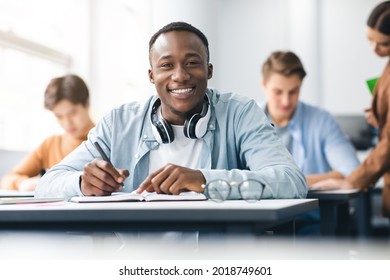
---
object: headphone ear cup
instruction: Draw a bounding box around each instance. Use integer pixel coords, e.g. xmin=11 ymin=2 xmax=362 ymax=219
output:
xmin=155 ymin=118 xmax=174 ymax=144
xmin=184 ymin=114 xmax=201 ymax=139
xmin=183 ymin=96 xmax=211 ymax=139
xmin=150 ymin=98 xmax=174 ymax=144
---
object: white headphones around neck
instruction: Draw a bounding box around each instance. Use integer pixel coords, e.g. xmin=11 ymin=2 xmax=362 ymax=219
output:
xmin=150 ymin=95 xmax=211 ymax=144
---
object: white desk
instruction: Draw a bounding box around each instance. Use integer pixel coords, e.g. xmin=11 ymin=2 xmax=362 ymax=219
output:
xmin=0 ymin=199 xmax=318 ymax=234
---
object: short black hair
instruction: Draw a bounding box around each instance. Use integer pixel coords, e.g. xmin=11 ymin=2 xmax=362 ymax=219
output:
xmin=367 ymin=1 xmax=390 ymax=35
xmin=148 ymin=21 xmax=210 ymax=64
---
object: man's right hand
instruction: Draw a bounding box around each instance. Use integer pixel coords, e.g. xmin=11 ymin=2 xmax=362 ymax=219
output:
xmin=80 ymin=159 xmax=129 ymax=196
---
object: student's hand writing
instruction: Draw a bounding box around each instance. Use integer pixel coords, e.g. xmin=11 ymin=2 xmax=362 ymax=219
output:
xmin=18 ymin=177 xmax=40 ymax=191
xmin=136 ymin=163 xmax=205 ymax=195
xmin=310 ymin=178 xmax=354 ymax=191
xmin=80 ymin=159 xmax=129 ymax=196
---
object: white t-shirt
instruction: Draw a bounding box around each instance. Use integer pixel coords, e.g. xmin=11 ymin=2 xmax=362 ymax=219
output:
xmin=149 ymin=124 xmax=203 ymax=173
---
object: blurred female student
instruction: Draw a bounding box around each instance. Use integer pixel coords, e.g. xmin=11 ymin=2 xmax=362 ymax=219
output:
xmin=314 ymin=1 xmax=390 ymax=217
xmin=0 ymin=74 xmax=94 ymax=191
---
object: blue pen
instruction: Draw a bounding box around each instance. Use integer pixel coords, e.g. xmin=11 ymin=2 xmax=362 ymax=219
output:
xmin=93 ymin=141 xmax=124 ymax=188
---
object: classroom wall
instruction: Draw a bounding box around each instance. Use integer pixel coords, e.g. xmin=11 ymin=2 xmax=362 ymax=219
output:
xmin=88 ymin=0 xmax=153 ymax=117
xmin=320 ymin=0 xmax=385 ymax=114
xmin=214 ymin=0 xmax=384 ymax=113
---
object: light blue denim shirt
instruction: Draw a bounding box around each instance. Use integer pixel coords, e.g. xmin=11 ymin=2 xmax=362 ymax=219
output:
xmin=263 ymin=101 xmax=360 ymax=177
xmin=36 ymin=89 xmax=307 ymax=199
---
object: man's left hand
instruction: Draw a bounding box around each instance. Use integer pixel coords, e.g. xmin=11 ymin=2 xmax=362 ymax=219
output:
xmin=136 ymin=164 xmax=205 ymax=194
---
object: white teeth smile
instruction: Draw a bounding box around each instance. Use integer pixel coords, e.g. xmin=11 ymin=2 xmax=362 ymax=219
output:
xmin=171 ymin=88 xmax=192 ymax=94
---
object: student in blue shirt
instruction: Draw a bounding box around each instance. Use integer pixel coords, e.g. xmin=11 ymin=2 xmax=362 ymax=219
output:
xmin=261 ymin=51 xmax=360 ymax=187
xmin=36 ymin=22 xmax=306 ymax=199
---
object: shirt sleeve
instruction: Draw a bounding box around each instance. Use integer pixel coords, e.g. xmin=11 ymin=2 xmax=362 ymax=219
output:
xmin=35 ymin=118 xmax=112 ymax=199
xmin=200 ymin=100 xmax=307 ymax=199
xmin=347 ymin=66 xmax=390 ymax=190
xmin=321 ymin=112 xmax=360 ymax=176
xmin=347 ymin=108 xmax=390 ymax=190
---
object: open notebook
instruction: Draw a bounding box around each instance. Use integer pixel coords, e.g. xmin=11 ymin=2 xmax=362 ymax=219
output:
xmin=69 ymin=191 xmax=207 ymax=203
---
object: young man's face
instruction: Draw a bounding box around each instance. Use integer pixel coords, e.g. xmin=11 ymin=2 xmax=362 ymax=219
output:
xmin=262 ymin=73 xmax=302 ymax=123
xmin=367 ymin=27 xmax=390 ymax=57
xmin=148 ymin=31 xmax=213 ymax=125
xmin=52 ymin=99 xmax=91 ymax=139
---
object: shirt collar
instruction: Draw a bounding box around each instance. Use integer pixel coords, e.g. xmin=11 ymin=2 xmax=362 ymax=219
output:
xmin=263 ymin=101 xmax=302 ymax=130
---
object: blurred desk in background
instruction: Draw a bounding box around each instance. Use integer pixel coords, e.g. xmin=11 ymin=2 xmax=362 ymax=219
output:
xmin=308 ymin=189 xmax=363 ymax=236
xmin=0 ymin=190 xmax=34 ymax=197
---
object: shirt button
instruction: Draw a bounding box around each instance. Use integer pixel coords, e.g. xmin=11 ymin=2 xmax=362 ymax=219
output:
xmin=209 ymin=124 xmax=214 ymax=129
xmin=154 ymin=142 xmax=158 ymax=146
xmin=134 ymin=154 xmax=140 ymax=159
xmin=143 ymin=135 xmax=147 ymax=139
